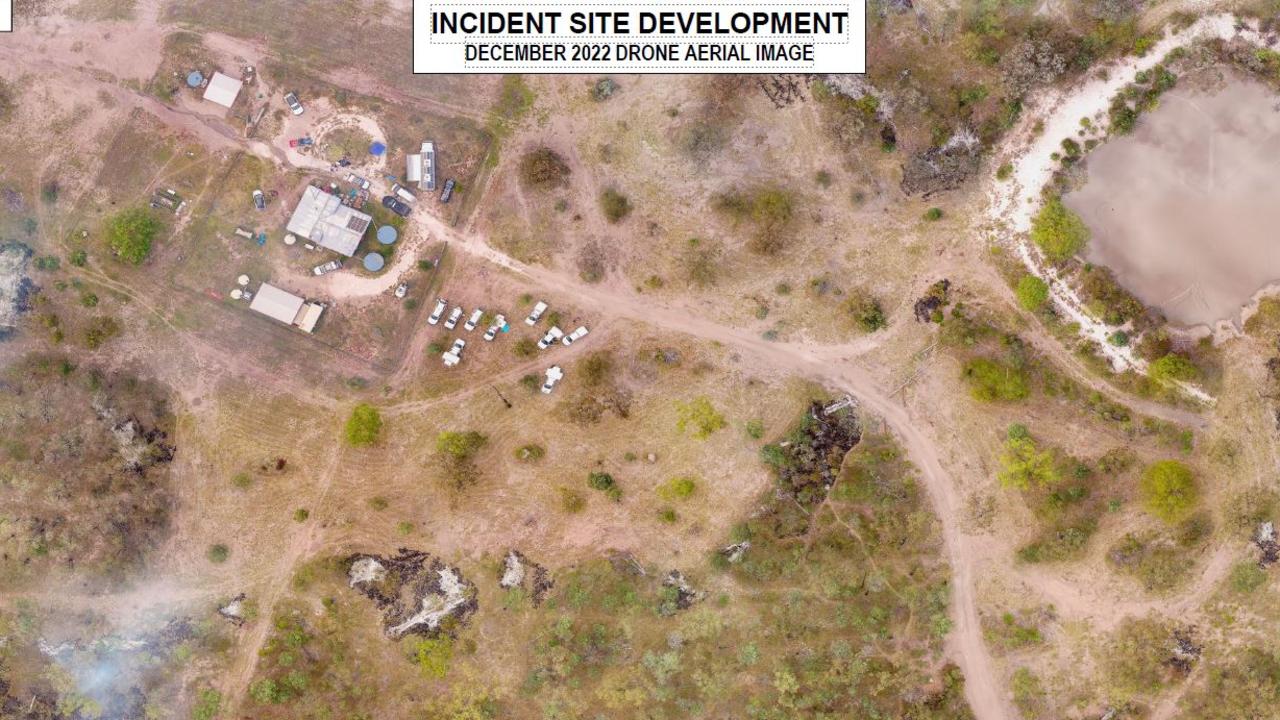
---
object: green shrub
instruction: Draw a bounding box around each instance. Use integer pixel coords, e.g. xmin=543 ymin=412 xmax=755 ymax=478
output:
xmin=106 ymin=207 xmax=161 ymax=264
xmin=675 ymin=396 xmax=728 ymax=438
xmin=344 ymin=404 xmax=382 ymax=446
xmin=599 ymin=187 xmax=632 ymax=223
xmin=1015 ymin=275 xmax=1049 ymax=312
xmin=513 ymin=338 xmax=537 ymax=358
xmin=292 ymin=508 xmax=309 ymax=522
xmin=207 ymin=544 xmax=230 ymax=563
xmin=192 ymin=688 xmax=221 ymax=720
xmin=232 ymin=472 xmax=253 ymax=489
xmin=658 ymin=476 xmax=697 ymax=501
xmin=922 ymin=207 xmax=943 ymax=221
xmin=962 ymin=358 xmax=1029 ymax=402
xmin=1030 ymin=197 xmax=1089 ymax=263
xmin=408 ymin=636 xmax=453 ymax=678
xmin=1149 ymin=353 xmax=1199 ymax=383
xmin=998 ymin=425 xmax=1058 ymax=489
xmin=843 ymin=290 xmax=887 ymax=332
xmin=996 ymin=163 xmax=1013 ymax=180
xmin=437 ymin=431 xmax=488 ymax=460
xmin=1140 ymin=460 xmax=1197 ymax=523
xmin=367 ymin=496 xmax=389 ymax=511
xmin=587 ymin=472 xmax=622 ymax=501
xmin=745 ymin=419 xmax=764 ymax=439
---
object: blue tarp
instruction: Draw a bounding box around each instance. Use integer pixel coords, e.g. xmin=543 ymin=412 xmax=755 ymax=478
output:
xmin=369 ymin=141 xmax=387 ymax=156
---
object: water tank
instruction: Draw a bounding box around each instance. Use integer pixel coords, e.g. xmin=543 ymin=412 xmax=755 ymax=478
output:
xmin=186 ymin=71 xmax=204 ymax=88
xmin=363 ymin=253 xmax=386 ymax=272
xmin=376 ymin=225 xmax=398 ymax=245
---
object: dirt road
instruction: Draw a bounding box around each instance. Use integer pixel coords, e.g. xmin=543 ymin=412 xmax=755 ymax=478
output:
xmin=401 ymin=211 xmax=1016 ymax=720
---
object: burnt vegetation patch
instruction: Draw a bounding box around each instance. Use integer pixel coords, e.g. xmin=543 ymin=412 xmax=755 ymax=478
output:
xmin=345 ymin=548 xmax=478 ymax=639
xmin=0 ymin=355 xmax=177 ymax=586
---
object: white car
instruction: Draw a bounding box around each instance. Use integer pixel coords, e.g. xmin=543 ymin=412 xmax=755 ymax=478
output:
xmin=312 ymin=260 xmax=341 ymax=276
xmin=483 ymin=315 xmax=506 ymax=341
xmin=464 ymin=308 xmax=484 ymax=331
xmin=284 ymin=92 xmax=304 ymax=116
xmin=562 ymin=326 xmax=590 ymax=346
xmin=428 ymin=298 xmax=447 ymax=325
xmin=525 ymin=301 xmax=548 ymax=326
xmin=541 ymin=365 xmax=564 ymax=394
xmin=444 ymin=307 xmax=463 ymax=329
xmin=394 ymin=283 xmax=408 ymax=299
xmin=537 ymin=326 xmax=564 ymax=350
xmin=442 ymin=338 xmax=466 ymax=367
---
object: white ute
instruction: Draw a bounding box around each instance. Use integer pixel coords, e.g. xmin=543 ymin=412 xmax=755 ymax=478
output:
xmin=442 ymin=338 xmax=466 ymax=367
xmin=541 ymin=366 xmax=564 ymax=394
xmin=537 ymin=326 xmax=564 ymax=350
xmin=444 ymin=307 xmax=463 ymax=329
xmin=464 ymin=308 xmax=484 ymax=331
xmin=562 ymin=326 xmax=590 ymax=346
xmin=525 ymin=301 xmax=548 ymax=326
xmin=483 ymin=315 xmax=506 ymax=341
xmin=428 ymin=298 xmax=447 ymax=325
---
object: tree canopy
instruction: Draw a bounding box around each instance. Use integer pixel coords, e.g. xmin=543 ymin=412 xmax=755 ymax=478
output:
xmin=1016 ymin=275 xmax=1049 ymax=312
xmin=344 ymin=404 xmax=382 ymax=447
xmin=106 ymin=208 xmax=161 ymax=265
xmin=1030 ymin=197 xmax=1089 ymax=263
xmin=1140 ymin=460 xmax=1198 ymax=523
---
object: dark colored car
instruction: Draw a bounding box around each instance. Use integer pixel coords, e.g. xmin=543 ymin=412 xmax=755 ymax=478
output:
xmin=440 ymin=178 xmax=456 ymax=204
xmin=381 ymin=195 xmax=411 ymax=217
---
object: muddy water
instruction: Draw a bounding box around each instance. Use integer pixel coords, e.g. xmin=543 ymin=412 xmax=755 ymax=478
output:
xmin=1064 ymin=74 xmax=1280 ymax=327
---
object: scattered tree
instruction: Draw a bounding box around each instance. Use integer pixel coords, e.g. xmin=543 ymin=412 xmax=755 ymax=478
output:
xmin=1016 ymin=275 xmax=1049 ymax=311
xmin=599 ymin=187 xmax=632 ymax=223
xmin=1140 ymin=460 xmax=1197 ymax=523
xmin=1030 ymin=196 xmax=1088 ymax=263
xmin=105 ymin=208 xmax=161 ymax=265
xmin=344 ymin=404 xmax=382 ymax=447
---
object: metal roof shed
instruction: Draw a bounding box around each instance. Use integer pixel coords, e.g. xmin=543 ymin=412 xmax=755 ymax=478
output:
xmin=203 ymin=72 xmax=243 ymax=109
xmin=406 ymin=154 xmax=423 ymax=184
xmin=249 ymin=283 xmax=304 ymax=325
xmin=285 ymin=185 xmax=372 ymax=257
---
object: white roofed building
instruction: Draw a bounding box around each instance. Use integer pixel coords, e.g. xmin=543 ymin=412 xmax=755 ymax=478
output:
xmin=285 ymin=185 xmax=372 ymax=257
xmin=203 ymin=72 xmax=243 ymax=109
xmin=249 ymin=283 xmax=324 ymax=333
xmin=420 ymin=142 xmax=437 ymax=191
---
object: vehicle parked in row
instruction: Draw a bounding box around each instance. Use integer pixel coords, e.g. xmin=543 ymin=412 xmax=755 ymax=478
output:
xmin=537 ymin=326 xmax=564 ymax=349
xmin=562 ymin=326 xmax=590 ymax=346
xmin=312 ymin=259 xmax=341 ymax=276
xmin=464 ymin=308 xmax=484 ymax=331
xmin=381 ymin=195 xmax=411 ymax=217
xmin=440 ymin=178 xmax=456 ymax=203
xmin=442 ymin=338 xmax=465 ymax=367
xmin=284 ymin=92 xmax=304 ymax=115
xmin=428 ymin=298 xmax=448 ymax=325
xmin=483 ymin=315 xmax=506 ymax=341
xmin=444 ymin=306 xmax=463 ymax=329
xmin=525 ymin=301 xmax=548 ymax=325
xmin=541 ymin=366 xmax=563 ymax=394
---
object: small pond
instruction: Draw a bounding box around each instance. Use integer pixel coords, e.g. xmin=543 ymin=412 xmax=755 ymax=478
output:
xmin=1064 ymin=72 xmax=1280 ymax=328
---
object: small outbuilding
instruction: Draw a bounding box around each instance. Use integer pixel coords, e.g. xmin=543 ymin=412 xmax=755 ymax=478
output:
xmin=249 ymin=282 xmax=324 ymax=333
xmin=202 ymin=71 xmax=243 ymax=109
